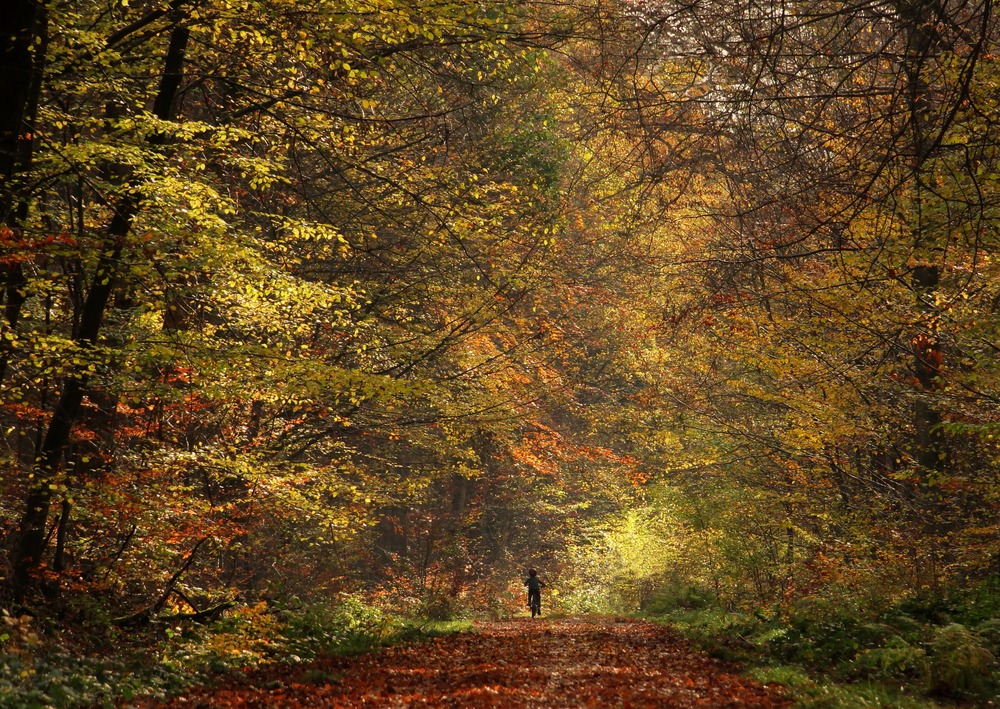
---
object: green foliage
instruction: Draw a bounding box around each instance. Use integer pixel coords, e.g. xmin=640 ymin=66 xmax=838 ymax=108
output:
xmin=0 ymin=649 xmax=182 ymax=709
xmin=642 ymin=583 xmax=716 ymax=614
xmin=560 ymin=503 xmax=685 ymax=614
xmin=851 ymin=637 xmax=926 ymax=680
xmin=925 ymin=623 xmax=995 ymax=696
xmin=748 ymin=665 xmax=941 ymax=709
xmin=977 ymin=617 xmax=1000 ymax=654
xmin=159 ymin=602 xmax=286 ymax=675
xmin=412 ymin=590 xmax=468 ymax=622
xmin=0 ymin=595 xmax=470 ymax=708
xmin=277 ymin=594 xmax=395 ymax=659
xmin=648 ymin=579 xmax=1000 ymax=705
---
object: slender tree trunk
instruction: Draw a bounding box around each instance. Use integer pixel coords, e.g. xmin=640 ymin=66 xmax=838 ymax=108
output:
xmin=895 ymin=0 xmax=948 ymax=480
xmin=0 ymin=0 xmax=47 ymax=384
xmin=912 ymin=264 xmax=944 ymax=474
xmin=52 ymin=500 xmax=71 ymax=573
xmin=0 ymin=0 xmax=44 ymax=212
xmin=893 ymin=0 xmax=983 ymax=588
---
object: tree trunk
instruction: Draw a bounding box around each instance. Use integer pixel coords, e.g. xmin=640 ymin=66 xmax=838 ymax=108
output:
xmin=0 ymin=0 xmax=47 ymax=384
xmin=0 ymin=0 xmax=44 ymax=209
xmin=912 ymin=264 xmax=944 ymax=476
xmin=895 ymin=0 xmax=948 ymax=480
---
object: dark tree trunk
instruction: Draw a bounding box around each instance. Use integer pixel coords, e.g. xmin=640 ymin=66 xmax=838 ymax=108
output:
xmin=0 ymin=0 xmax=43 ymax=201
xmin=0 ymin=0 xmax=47 ymax=383
xmin=912 ymin=264 xmax=944 ymax=476
xmin=894 ymin=0 xmax=949 ymax=480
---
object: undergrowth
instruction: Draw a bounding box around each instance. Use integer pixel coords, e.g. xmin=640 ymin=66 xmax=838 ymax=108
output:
xmin=643 ymin=577 xmax=1000 ymax=708
xmin=0 ymin=595 xmax=471 ymax=708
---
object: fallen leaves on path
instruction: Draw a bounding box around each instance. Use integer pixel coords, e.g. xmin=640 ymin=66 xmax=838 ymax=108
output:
xmin=136 ymin=618 xmax=790 ymax=707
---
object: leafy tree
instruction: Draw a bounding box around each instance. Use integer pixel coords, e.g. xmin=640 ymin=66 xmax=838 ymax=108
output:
xmin=581 ymin=0 xmax=1000 ymax=601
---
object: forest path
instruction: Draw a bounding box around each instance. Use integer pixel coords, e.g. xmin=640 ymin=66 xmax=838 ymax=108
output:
xmin=143 ymin=617 xmax=790 ymax=707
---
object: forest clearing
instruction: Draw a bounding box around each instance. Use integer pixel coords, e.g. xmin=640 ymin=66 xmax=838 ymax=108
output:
xmin=2 ymin=0 xmax=1000 ymax=706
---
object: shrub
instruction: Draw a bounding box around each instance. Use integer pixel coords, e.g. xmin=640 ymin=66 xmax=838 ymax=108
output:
xmin=643 ymin=583 xmax=715 ymax=614
xmin=278 ymin=593 xmax=395 ymax=659
xmin=851 ymin=637 xmax=926 ymax=680
xmin=925 ymin=623 xmax=995 ymax=697
xmin=159 ymin=601 xmax=284 ymax=675
xmin=976 ymin=617 xmax=1000 ymax=653
xmin=414 ymin=590 xmax=465 ymax=622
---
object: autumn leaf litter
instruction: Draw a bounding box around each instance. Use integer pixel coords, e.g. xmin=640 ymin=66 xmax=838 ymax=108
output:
xmin=137 ymin=617 xmax=790 ymax=707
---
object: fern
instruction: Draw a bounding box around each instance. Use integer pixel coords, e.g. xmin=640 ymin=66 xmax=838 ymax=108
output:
xmin=926 ymin=623 xmax=995 ymax=695
xmin=852 ymin=637 xmax=926 ymax=678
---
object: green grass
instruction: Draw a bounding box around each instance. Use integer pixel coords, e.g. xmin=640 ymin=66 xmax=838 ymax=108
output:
xmin=401 ymin=618 xmax=475 ymax=635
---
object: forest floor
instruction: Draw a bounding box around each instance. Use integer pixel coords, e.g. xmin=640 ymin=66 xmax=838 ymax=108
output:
xmin=132 ymin=616 xmax=791 ymax=707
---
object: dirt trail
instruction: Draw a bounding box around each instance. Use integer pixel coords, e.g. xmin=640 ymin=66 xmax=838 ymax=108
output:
xmin=142 ymin=618 xmax=790 ymax=707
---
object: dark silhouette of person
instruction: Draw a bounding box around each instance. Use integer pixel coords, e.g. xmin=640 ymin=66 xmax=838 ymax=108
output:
xmin=524 ymin=568 xmax=545 ymax=615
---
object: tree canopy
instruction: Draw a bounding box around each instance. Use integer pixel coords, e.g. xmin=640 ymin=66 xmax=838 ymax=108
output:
xmin=1 ymin=0 xmax=999 ymax=649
